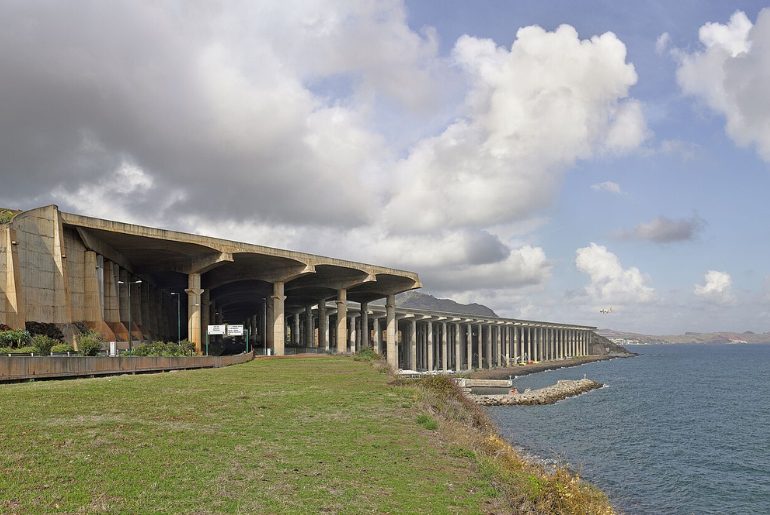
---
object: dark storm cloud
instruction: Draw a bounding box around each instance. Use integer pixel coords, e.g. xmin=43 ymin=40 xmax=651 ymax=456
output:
xmin=0 ymin=2 xmax=374 ymax=225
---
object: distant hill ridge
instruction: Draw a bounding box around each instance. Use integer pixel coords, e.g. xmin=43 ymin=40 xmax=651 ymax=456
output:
xmin=395 ymin=291 xmax=498 ymax=317
xmin=598 ymin=328 xmax=770 ymax=344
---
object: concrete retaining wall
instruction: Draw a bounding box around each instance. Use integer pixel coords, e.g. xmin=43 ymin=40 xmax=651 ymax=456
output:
xmin=0 ymin=352 xmax=253 ymax=382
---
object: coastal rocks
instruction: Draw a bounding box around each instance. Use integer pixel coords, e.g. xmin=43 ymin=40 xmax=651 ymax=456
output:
xmin=470 ymin=378 xmax=603 ymax=406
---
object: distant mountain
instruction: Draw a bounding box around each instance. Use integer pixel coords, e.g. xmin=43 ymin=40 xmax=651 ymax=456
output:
xmin=598 ymin=328 xmax=770 ymax=345
xmin=395 ymin=291 xmax=498 ymax=317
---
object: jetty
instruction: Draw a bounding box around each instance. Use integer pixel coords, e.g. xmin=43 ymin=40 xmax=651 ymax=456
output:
xmin=468 ymin=378 xmax=603 ymax=406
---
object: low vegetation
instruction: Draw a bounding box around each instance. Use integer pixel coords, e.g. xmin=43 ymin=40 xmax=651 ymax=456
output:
xmin=406 ymin=374 xmax=614 ymax=514
xmin=124 ymin=340 xmax=195 ymax=357
xmin=0 ymin=208 xmax=19 ymax=224
xmin=0 ymin=354 xmax=614 ymax=513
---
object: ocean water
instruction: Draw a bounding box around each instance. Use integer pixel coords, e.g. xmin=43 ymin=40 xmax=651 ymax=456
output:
xmin=486 ymin=344 xmax=770 ymax=515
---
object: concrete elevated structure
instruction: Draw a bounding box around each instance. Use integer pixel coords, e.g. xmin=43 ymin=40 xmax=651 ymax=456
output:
xmin=1 ymin=205 xmax=596 ymax=370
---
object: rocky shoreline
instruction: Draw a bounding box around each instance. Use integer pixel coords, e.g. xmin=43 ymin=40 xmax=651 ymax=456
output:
xmin=470 ymin=378 xmax=603 ymax=406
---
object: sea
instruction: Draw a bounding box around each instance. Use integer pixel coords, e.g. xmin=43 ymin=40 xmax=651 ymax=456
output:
xmin=486 ymin=343 xmax=770 ymax=515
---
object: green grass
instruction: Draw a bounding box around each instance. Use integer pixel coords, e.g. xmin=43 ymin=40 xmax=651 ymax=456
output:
xmin=0 ymin=357 xmax=506 ymax=513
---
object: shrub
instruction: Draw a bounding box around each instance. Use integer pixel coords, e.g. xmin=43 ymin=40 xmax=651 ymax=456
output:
xmin=0 ymin=209 xmax=17 ymax=224
xmin=25 ymin=321 xmax=64 ymax=341
xmin=32 ymin=334 xmax=59 ymax=355
xmin=179 ymin=339 xmax=195 ymax=356
xmin=126 ymin=340 xmax=194 ymax=357
xmin=0 ymin=345 xmax=38 ymax=354
xmin=51 ymin=343 xmax=75 ymax=354
xmin=78 ymin=331 xmax=104 ymax=356
xmin=353 ymin=347 xmax=380 ymax=362
xmin=0 ymin=329 xmax=31 ymax=348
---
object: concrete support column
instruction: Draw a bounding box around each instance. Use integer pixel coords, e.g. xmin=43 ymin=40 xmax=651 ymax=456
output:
xmin=476 ymin=324 xmax=483 ymax=368
xmin=373 ymin=317 xmax=381 ymax=354
xmin=305 ymin=305 xmax=314 ymax=347
xmin=83 ymin=251 xmax=105 ymax=329
xmin=348 ymin=315 xmax=356 ymax=353
xmin=336 ymin=289 xmax=347 ymax=354
xmin=454 ymin=323 xmax=462 ymax=371
xmin=386 ymin=294 xmax=397 ymax=369
xmin=410 ymin=319 xmax=417 ymax=371
xmin=513 ymin=326 xmax=519 ymax=363
xmin=201 ymin=290 xmax=210 ymax=346
xmin=318 ymin=301 xmax=328 ymax=351
xmin=441 ymin=322 xmax=448 ymax=372
xmin=292 ymin=313 xmax=300 ymax=346
xmin=360 ymin=302 xmax=369 ymax=349
xmin=465 ymin=324 xmax=472 ymax=371
xmin=483 ymin=324 xmax=490 ymax=369
xmin=185 ymin=273 xmax=203 ymax=354
xmin=270 ymin=281 xmax=286 ymax=356
xmin=426 ymin=321 xmax=433 ymax=371
xmin=496 ymin=325 xmax=503 ymax=367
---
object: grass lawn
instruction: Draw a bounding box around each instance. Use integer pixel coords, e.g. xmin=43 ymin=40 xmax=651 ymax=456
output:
xmin=0 ymin=356 xmax=506 ymax=513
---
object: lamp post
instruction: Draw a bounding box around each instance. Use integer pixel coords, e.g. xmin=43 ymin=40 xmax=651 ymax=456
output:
xmin=170 ymin=292 xmax=181 ymax=344
xmin=118 ymin=279 xmax=142 ymax=351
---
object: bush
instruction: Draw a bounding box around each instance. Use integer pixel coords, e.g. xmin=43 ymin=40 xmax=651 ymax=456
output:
xmin=353 ymin=347 xmax=380 ymax=362
xmin=78 ymin=331 xmax=104 ymax=356
xmin=0 ymin=345 xmax=38 ymax=354
xmin=179 ymin=339 xmax=195 ymax=356
xmin=25 ymin=321 xmax=64 ymax=341
xmin=125 ymin=340 xmax=194 ymax=357
xmin=0 ymin=329 xmax=31 ymax=348
xmin=32 ymin=334 xmax=59 ymax=355
xmin=51 ymin=343 xmax=75 ymax=354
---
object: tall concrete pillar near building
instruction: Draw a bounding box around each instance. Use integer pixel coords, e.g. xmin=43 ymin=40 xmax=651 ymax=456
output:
xmin=385 ymin=294 xmax=397 ymax=369
xmin=270 ymin=281 xmax=286 ymax=356
xmin=466 ymin=324 xmax=473 ymax=371
xmin=476 ymin=324 xmax=484 ymax=369
xmin=292 ymin=313 xmax=300 ymax=346
xmin=318 ymin=301 xmax=328 ymax=351
xmin=496 ymin=325 xmax=503 ymax=367
xmin=441 ymin=321 xmax=448 ymax=372
xmin=425 ymin=320 xmax=433 ymax=372
xmin=454 ymin=322 xmax=462 ymax=371
xmin=360 ymin=302 xmax=369 ymax=349
xmin=373 ymin=317 xmax=381 ymax=354
xmin=201 ymin=290 xmax=210 ymax=345
xmin=336 ymin=289 xmax=347 ymax=354
xmin=185 ymin=273 xmax=203 ymax=354
xmin=409 ymin=319 xmax=417 ymax=370
xmin=348 ymin=315 xmax=356 ymax=352
xmin=305 ymin=305 xmax=314 ymax=347
xmin=513 ymin=326 xmax=519 ymax=363
xmin=485 ymin=324 xmax=493 ymax=369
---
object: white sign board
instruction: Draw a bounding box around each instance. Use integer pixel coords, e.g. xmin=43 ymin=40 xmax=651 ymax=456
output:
xmin=226 ymin=324 xmax=244 ymax=336
xmin=207 ymin=324 xmax=225 ymax=335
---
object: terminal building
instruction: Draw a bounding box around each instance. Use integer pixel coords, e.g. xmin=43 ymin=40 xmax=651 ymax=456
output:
xmin=0 ymin=205 xmax=596 ymax=370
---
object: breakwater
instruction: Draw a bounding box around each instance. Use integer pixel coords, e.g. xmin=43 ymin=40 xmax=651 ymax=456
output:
xmin=470 ymin=378 xmax=603 ymax=406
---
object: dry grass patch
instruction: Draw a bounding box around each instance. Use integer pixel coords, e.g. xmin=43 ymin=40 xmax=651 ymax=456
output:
xmin=405 ymin=374 xmax=615 ymax=514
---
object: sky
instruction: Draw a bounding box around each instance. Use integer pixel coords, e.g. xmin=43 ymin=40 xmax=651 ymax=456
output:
xmin=1 ymin=1 xmax=770 ymax=334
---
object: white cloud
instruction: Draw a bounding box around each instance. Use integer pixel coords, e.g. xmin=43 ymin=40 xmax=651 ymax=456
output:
xmin=591 ymin=181 xmax=622 ymax=194
xmin=655 ymin=32 xmax=671 ymax=54
xmin=695 ymin=270 xmax=734 ymax=303
xmin=0 ymin=3 xmax=653 ymax=316
xmin=677 ymin=9 xmax=770 ymax=161
xmin=383 ymin=24 xmax=647 ymax=233
xmin=576 ymin=243 xmax=654 ymax=303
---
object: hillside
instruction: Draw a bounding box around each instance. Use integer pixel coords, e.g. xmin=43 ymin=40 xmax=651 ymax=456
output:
xmin=598 ymin=328 xmax=770 ymax=345
xmin=395 ymin=291 xmax=498 ymax=317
